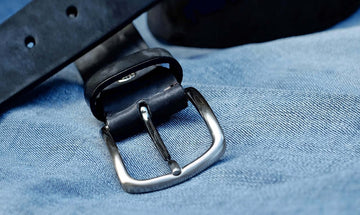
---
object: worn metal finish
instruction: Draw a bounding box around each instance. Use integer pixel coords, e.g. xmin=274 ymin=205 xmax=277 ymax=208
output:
xmin=140 ymin=105 xmax=181 ymax=175
xmin=101 ymin=87 xmax=226 ymax=193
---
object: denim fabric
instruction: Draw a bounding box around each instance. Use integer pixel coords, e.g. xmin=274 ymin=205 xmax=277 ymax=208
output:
xmin=1 ymin=1 xmax=360 ymax=214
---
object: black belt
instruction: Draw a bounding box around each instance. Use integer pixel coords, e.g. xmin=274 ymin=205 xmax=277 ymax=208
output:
xmin=0 ymin=0 xmax=225 ymax=193
xmin=0 ymin=0 xmax=160 ymax=111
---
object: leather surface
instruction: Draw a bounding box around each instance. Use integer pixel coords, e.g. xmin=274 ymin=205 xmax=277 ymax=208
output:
xmin=81 ymin=46 xmax=187 ymax=141
xmin=75 ymin=23 xmax=187 ymax=141
xmin=76 ymin=24 xmax=187 ymax=141
xmin=104 ymin=67 xmax=187 ymax=141
xmin=0 ymin=0 xmax=160 ymax=112
xmin=75 ymin=24 xmax=150 ymax=84
xmin=83 ymin=47 xmax=184 ymax=121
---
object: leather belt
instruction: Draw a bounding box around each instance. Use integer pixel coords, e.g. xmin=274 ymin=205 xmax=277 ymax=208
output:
xmin=0 ymin=0 xmax=226 ymax=193
xmin=0 ymin=0 xmax=160 ymax=112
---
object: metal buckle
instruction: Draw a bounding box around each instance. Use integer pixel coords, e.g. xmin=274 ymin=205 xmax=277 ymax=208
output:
xmin=101 ymin=87 xmax=225 ymax=193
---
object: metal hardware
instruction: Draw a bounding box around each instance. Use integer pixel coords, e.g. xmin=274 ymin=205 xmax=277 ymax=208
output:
xmin=140 ymin=105 xmax=182 ymax=176
xmin=101 ymin=87 xmax=226 ymax=193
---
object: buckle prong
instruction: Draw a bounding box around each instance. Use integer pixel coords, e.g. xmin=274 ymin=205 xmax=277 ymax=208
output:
xmin=140 ymin=105 xmax=181 ymax=176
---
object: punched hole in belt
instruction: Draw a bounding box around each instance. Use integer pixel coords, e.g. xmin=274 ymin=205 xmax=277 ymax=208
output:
xmin=25 ymin=36 xmax=36 ymax=49
xmin=66 ymin=6 xmax=78 ymax=18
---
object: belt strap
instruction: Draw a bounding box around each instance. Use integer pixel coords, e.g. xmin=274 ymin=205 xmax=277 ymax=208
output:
xmin=0 ymin=0 xmax=159 ymax=112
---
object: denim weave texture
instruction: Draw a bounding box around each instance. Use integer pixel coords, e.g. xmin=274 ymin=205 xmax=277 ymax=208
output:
xmin=0 ymin=1 xmax=360 ymax=214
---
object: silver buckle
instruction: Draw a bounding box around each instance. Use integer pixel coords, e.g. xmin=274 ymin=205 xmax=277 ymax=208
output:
xmin=101 ymin=87 xmax=226 ymax=193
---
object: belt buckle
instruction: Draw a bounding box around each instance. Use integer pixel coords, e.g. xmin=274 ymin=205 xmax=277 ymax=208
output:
xmin=101 ymin=87 xmax=225 ymax=193
xmin=76 ymin=26 xmax=226 ymax=194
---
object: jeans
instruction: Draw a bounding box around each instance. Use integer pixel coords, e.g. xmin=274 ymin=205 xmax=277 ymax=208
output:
xmin=1 ymin=1 xmax=360 ymax=214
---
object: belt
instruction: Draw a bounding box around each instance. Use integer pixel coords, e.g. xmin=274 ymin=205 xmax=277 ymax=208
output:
xmin=0 ymin=0 xmax=225 ymax=193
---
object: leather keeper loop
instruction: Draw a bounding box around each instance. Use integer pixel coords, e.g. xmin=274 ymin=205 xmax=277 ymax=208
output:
xmin=84 ymin=48 xmax=183 ymax=121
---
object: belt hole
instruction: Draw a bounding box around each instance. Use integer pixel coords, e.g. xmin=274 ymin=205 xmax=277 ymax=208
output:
xmin=25 ymin=36 xmax=36 ymax=49
xmin=66 ymin=6 xmax=78 ymax=18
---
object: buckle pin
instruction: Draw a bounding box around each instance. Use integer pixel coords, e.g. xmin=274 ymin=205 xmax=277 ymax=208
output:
xmin=140 ymin=105 xmax=181 ymax=176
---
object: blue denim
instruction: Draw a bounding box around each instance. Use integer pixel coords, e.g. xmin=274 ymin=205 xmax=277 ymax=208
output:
xmin=1 ymin=1 xmax=360 ymax=214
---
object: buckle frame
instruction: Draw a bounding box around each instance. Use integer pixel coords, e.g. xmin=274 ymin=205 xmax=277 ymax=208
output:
xmin=101 ymin=87 xmax=225 ymax=193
